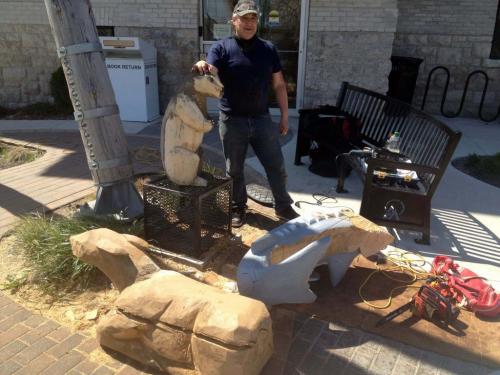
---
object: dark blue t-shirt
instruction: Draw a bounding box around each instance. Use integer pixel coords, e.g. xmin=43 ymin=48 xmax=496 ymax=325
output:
xmin=207 ymin=36 xmax=282 ymax=116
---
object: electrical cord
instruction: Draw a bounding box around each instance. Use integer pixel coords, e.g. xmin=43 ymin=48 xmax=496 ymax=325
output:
xmin=358 ymin=248 xmax=437 ymax=309
xmin=293 ymin=189 xmax=356 ymax=218
xmin=294 ymin=193 xmax=338 ymax=209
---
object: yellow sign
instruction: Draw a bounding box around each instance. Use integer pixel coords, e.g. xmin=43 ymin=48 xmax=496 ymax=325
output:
xmin=102 ymin=39 xmax=135 ymax=48
xmin=268 ymin=10 xmax=279 ymax=26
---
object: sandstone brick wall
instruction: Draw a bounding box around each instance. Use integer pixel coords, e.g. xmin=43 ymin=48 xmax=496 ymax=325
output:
xmin=0 ymin=0 xmax=198 ymax=110
xmin=393 ymin=0 xmax=500 ymax=117
xmin=303 ymin=0 xmax=398 ymax=107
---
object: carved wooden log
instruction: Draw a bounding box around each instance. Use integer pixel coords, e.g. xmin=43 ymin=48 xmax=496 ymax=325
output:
xmin=160 ymin=75 xmax=223 ymax=186
xmin=70 ymin=228 xmax=160 ymax=291
xmin=237 ymin=212 xmax=394 ymax=305
xmin=98 ymin=271 xmax=273 ymax=375
xmin=70 ymin=228 xmax=273 ymax=375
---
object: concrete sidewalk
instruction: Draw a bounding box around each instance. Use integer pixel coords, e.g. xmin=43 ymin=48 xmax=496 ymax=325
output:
xmin=1 ymin=116 xmax=499 ymax=374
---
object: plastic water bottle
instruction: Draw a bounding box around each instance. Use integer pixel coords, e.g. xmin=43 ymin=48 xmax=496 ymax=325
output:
xmin=386 ymin=131 xmax=401 ymax=153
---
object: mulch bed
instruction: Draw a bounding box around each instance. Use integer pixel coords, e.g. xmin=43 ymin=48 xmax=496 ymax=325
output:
xmin=452 ymin=157 xmax=500 ymax=189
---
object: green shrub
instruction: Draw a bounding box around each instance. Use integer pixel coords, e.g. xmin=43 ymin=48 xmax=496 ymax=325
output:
xmin=464 ymin=153 xmax=481 ymax=169
xmin=481 ymin=152 xmax=500 ymax=175
xmin=50 ymin=66 xmax=73 ymax=113
xmin=464 ymin=152 xmax=500 ymax=176
xmin=0 ymin=102 xmax=70 ymax=119
xmin=5 ymin=214 xmax=143 ymax=295
xmin=0 ymin=106 xmax=15 ymax=118
xmin=0 ymin=67 xmax=72 ymax=119
xmin=21 ymin=102 xmax=64 ymax=117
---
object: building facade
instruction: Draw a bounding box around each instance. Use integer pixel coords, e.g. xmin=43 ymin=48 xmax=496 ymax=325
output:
xmin=394 ymin=0 xmax=500 ymax=118
xmin=0 ymin=0 xmax=499 ymax=119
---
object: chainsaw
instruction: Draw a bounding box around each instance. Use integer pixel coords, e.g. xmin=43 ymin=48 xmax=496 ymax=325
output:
xmin=376 ymin=284 xmax=460 ymax=327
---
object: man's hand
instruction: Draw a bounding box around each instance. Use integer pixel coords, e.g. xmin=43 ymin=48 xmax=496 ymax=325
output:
xmin=279 ymin=117 xmax=289 ymax=136
xmin=192 ymin=61 xmax=217 ymax=75
xmin=272 ymin=72 xmax=289 ymax=136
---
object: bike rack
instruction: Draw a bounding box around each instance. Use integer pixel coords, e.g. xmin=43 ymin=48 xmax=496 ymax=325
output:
xmin=421 ymin=65 xmax=500 ymax=122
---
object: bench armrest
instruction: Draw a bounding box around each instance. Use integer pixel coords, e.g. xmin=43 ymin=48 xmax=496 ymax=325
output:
xmin=366 ymin=158 xmax=439 ymax=176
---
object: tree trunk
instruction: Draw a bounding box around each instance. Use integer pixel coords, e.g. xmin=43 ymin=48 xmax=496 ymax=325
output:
xmin=44 ymin=0 xmax=143 ymax=219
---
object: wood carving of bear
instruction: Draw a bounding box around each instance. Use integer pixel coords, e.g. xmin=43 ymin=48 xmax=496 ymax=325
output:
xmin=161 ymin=73 xmax=223 ymax=186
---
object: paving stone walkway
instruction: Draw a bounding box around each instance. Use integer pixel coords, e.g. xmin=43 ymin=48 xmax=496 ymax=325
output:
xmin=1 ymin=290 xmax=495 ymax=375
xmin=286 ymin=313 xmax=494 ymax=375
xmin=0 ymin=292 xmax=153 ymax=375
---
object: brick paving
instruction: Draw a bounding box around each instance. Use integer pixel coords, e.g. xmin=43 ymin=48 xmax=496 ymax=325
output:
xmin=0 ymin=292 xmax=156 ymax=375
xmin=285 ymin=314 xmax=495 ymax=375
xmin=0 ymin=290 xmax=495 ymax=375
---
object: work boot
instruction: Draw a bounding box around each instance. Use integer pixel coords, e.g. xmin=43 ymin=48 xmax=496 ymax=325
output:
xmin=275 ymin=205 xmax=300 ymax=221
xmin=231 ymin=207 xmax=246 ymax=228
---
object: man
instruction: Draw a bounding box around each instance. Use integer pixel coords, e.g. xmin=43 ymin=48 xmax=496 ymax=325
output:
xmin=192 ymin=0 xmax=299 ymax=227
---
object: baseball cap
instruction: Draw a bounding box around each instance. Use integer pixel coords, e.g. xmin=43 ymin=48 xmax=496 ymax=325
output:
xmin=233 ymin=0 xmax=259 ymax=17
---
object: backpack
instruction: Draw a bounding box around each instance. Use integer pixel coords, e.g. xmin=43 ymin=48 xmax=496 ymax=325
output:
xmin=305 ymin=112 xmax=362 ymax=178
xmin=432 ymin=256 xmax=499 ymax=318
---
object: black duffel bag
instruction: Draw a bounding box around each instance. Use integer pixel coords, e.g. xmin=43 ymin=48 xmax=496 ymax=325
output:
xmin=306 ymin=111 xmax=362 ymax=178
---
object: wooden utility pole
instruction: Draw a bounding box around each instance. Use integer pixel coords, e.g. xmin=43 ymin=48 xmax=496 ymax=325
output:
xmin=44 ymin=0 xmax=143 ymax=219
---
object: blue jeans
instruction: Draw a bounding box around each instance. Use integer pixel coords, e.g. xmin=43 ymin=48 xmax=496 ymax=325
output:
xmin=219 ymin=112 xmax=293 ymax=211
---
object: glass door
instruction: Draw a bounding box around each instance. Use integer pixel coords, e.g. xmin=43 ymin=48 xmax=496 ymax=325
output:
xmin=200 ymin=0 xmax=306 ymax=111
xmin=258 ymin=0 xmax=300 ymax=109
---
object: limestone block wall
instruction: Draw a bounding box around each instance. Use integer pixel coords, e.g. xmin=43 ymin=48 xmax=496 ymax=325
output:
xmin=0 ymin=23 xmax=58 ymax=107
xmin=0 ymin=0 xmax=198 ymax=110
xmin=303 ymin=0 xmax=398 ymax=108
xmin=393 ymin=0 xmax=499 ymax=117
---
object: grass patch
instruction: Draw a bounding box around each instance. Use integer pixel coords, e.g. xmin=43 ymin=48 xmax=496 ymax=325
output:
xmin=0 ymin=141 xmax=45 ymax=169
xmin=202 ymin=161 xmax=224 ymax=177
xmin=2 ymin=214 xmax=143 ymax=296
xmin=464 ymin=152 xmax=500 ymax=176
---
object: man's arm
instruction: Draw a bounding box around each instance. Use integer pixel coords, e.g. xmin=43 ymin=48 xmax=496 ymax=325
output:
xmin=192 ymin=42 xmax=222 ymax=75
xmin=272 ymin=71 xmax=289 ymax=135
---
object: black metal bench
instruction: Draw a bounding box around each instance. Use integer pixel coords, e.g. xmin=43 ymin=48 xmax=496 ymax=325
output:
xmin=294 ymin=82 xmax=462 ymax=244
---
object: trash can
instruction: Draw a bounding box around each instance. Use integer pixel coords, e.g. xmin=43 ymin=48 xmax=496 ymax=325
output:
xmin=100 ymin=37 xmax=160 ymax=122
xmin=387 ymin=56 xmax=423 ymax=104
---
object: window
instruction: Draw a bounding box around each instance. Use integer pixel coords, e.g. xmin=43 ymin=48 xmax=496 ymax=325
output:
xmin=202 ymin=0 xmax=235 ymax=41
xmin=97 ymin=26 xmax=115 ymax=37
xmin=490 ymin=1 xmax=500 ymax=59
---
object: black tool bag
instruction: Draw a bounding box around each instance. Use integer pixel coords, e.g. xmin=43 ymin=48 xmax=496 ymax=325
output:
xmin=306 ymin=111 xmax=362 ymax=178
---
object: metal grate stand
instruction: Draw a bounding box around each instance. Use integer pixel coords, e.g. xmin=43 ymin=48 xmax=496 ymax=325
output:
xmin=143 ymin=172 xmax=232 ymax=268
